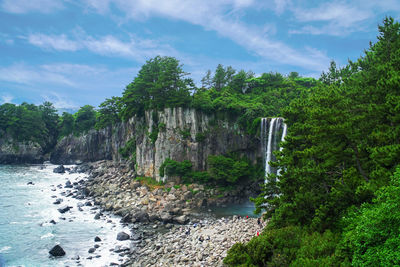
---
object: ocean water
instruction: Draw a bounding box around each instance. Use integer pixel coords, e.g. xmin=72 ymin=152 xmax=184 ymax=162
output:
xmin=0 ymin=164 xmax=132 ymax=267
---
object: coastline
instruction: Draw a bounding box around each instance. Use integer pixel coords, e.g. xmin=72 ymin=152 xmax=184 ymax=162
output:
xmin=75 ymin=160 xmax=264 ymax=266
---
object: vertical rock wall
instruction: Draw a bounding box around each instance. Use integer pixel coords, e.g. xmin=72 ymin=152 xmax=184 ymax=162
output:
xmin=51 ymin=108 xmax=260 ymax=181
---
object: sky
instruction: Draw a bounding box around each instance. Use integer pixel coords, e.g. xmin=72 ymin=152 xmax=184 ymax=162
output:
xmin=0 ymin=0 xmax=399 ymax=111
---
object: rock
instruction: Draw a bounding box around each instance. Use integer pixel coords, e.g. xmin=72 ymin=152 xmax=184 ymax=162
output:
xmin=49 ymin=220 xmax=57 ymax=224
xmin=88 ymin=247 xmax=96 ymax=253
xmin=53 ymin=198 xmax=63 ymax=205
xmin=57 ymin=206 xmax=72 ymax=214
xmin=27 ymin=181 xmax=34 ymax=185
xmin=49 ymin=245 xmax=66 ymax=257
xmin=94 ymin=213 xmax=101 ymax=220
xmin=117 ymin=232 xmax=130 ymax=241
xmin=160 ymin=213 xmax=172 ymax=223
xmin=65 ymin=181 xmax=73 ymax=188
xmin=53 ymin=165 xmax=65 ymax=174
xmin=173 ymin=215 xmax=188 ymax=224
xmin=94 ymin=236 xmax=101 ymax=242
xmin=132 ymin=210 xmax=149 ymax=222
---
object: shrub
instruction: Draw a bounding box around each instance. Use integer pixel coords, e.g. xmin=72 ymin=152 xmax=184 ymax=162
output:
xmin=208 ymin=154 xmax=254 ymax=184
xmin=159 ymin=158 xmax=192 ymax=178
xmin=224 ymin=225 xmax=303 ymax=266
xmin=339 ymin=167 xmax=400 ymax=266
xmin=195 ymin=132 xmax=207 ymax=142
xmin=179 ymin=128 xmax=191 ymax=139
xmin=119 ymin=138 xmax=136 ymax=162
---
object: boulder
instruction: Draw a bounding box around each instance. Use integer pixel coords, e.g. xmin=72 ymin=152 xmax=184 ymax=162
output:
xmin=49 ymin=245 xmax=66 ymax=257
xmin=88 ymin=247 xmax=96 ymax=253
xmin=117 ymin=232 xmax=130 ymax=241
xmin=94 ymin=236 xmax=101 ymax=242
xmin=173 ymin=215 xmax=189 ymax=224
xmin=53 ymin=165 xmax=65 ymax=174
xmin=132 ymin=210 xmax=149 ymax=223
xmin=64 ymin=181 xmax=73 ymax=188
xmin=57 ymin=206 xmax=72 ymax=214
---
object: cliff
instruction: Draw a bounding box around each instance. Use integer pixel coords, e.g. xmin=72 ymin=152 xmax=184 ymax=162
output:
xmin=0 ymin=138 xmax=44 ymax=164
xmin=51 ymin=107 xmax=260 ymax=180
xmin=50 ymin=118 xmax=135 ymax=164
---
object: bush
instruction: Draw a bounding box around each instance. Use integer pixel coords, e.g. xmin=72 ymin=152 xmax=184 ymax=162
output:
xmin=339 ymin=167 xmax=400 ymax=266
xmin=159 ymin=158 xmax=192 ymax=178
xmin=292 ymin=230 xmax=341 ymax=267
xmin=119 ymin=138 xmax=136 ymax=162
xmin=195 ymin=132 xmax=207 ymax=142
xmin=224 ymin=225 xmax=303 ymax=266
xmin=207 ymin=154 xmax=254 ymax=184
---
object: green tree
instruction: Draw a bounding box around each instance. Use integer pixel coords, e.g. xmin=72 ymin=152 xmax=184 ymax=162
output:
xmin=121 ymin=56 xmax=193 ymax=119
xmin=96 ymin=96 xmax=122 ymax=129
xmin=58 ymin=112 xmax=74 ymax=138
xmin=74 ymin=105 xmax=97 ymax=134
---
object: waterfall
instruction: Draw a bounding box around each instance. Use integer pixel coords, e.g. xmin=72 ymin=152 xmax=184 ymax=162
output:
xmin=261 ymin=117 xmax=287 ymax=182
xmin=265 ymin=118 xmax=277 ymax=178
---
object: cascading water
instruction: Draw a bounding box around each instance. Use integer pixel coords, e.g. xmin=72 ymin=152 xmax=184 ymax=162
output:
xmin=261 ymin=117 xmax=287 ymax=182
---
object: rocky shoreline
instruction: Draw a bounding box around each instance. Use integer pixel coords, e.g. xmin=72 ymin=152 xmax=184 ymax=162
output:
xmin=127 ymin=216 xmax=264 ymax=266
xmin=58 ymin=160 xmax=263 ymax=266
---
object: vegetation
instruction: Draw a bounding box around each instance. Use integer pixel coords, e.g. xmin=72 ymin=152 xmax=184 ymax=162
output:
xmin=159 ymin=154 xmax=261 ymax=185
xmin=226 ymin=17 xmax=400 ymax=266
xmin=0 ymin=102 xmax=58 ymax=152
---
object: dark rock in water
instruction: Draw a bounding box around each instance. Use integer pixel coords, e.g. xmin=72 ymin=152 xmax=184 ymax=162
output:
xmin=94 ymin=244 xmax=100 ymax=249
xmin=57 ymin=206 xmax=72 ymax=214
xmin=64 ymin=181 xmax=73 ymax=188
xmin=85 ymin=201 xmax=92 ymax=206
xmin=94 ymin=236 xmax=101 ymax=242
xmin=88 ymin=247 xmax=96 ymax=253
xmin=49 ymin=245 xmax=66 ymax=257
xmin=27 ymin=181 xmax=34 ymax=185
xmin=49 ymin=220 xmax=57 ymax=224
xmin=71 ymin=255 xmax=80 ymax=260
xmin=94 ymin=213 xmax=101 ymax=220
xmin=78 ymin=207 xmax=83 ymax=212
xmin=116 ymin=232 xmax=130 ymax=241
xmin=53 ymin=165 xmax=65 ymax=174
xmin=53 ymin=198 xmax=63 ymax=205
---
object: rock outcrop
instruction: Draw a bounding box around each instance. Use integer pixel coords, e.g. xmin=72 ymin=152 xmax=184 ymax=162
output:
xmin=51 ymin=108 xmax=260 ymax=181
xmin=50 ymin=119 xmax=135 ymax=164
xmin=0 ymin=138 xmax=44 ymax=164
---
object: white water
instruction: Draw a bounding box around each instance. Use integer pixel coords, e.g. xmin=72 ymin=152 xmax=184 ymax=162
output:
xmin=265 ymin=118 xmax=277 ymax=181
xmin=0 ymin=164 xmax=133 ymax=267
xmin=261 ymin=117 xmax=287 ymax=181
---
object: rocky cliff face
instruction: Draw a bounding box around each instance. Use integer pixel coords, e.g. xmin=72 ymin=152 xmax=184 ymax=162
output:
xmin=50 ymin=118 xmax=135 ymax=164
xmin=51 ymin=107 xmax=260 ymax=181
xmin=136 ymin=108 xmax=259 ymax=180
xmin=0 ymin=138 xmax=44 ymax=164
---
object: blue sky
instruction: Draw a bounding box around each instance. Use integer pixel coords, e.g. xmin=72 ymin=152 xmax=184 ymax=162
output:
xmin=1 ymin=0 xmax=399 ymax=110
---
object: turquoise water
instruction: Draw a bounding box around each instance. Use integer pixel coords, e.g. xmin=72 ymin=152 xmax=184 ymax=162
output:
xmin=0 ymin=164 xmax=132 ymax=267
xmin=208 ymin=201 xmax=258 ymax=218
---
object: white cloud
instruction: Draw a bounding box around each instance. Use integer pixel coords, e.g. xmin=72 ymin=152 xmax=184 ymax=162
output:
xmin=289 ymin=0 xmax=400 ymax=36
xmin=41 ymin=92 xmax=78 ymax=109
xmin=1 ymin=94 xmax=14 ymax=104
xmin=80 ymin=0 xmax=329 ymax=71
xmin=27 ymin=32 xmax=179 ymax=62
xmin=1 ymin=0 xmax=64 ymax=14
xmin=0 ymin=63 xmax=75 ymax=86
xmin=273 ymin=0 xmax=290 ymax=15
xmin=28 ymin=33 xmax=80 ymax=51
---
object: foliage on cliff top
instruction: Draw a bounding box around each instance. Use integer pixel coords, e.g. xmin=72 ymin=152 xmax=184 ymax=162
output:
xmin=0 ymin=101 xmax=58 ymax=152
